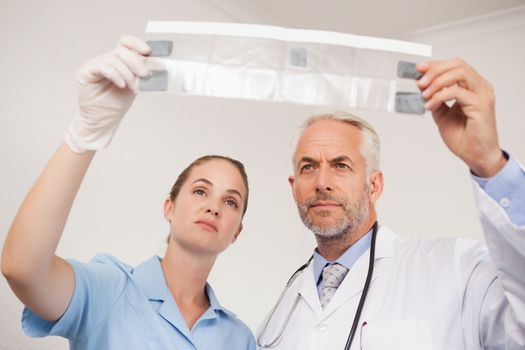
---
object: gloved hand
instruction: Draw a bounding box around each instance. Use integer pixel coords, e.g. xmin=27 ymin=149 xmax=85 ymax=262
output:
xmin=64 ymin=36 xmax=151 ymax=153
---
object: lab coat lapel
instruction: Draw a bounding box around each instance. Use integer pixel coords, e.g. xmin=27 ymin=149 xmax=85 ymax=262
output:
xmin=322 ymin=226 xmax=397 ymax=316
xmin=297 ymin=261 xmax=324 ymax=321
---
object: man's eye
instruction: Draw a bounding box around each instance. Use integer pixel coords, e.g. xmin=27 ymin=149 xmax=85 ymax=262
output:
xmin=334 ymin=163 xmax=350 ymax=169
xmin=225 ymin=199 xmax=238 ymax=208
xmin=300 ymin=164 xmax=314 ymax=172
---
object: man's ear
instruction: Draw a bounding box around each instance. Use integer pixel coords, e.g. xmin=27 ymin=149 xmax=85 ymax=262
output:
xmin=163 ymin=197 xmax=174 ymax=221
xmin=231 ymin=223 xmax=243 ymax=244
xmin=368 ymin=170 xmax=384 ymax=204
xmin=288 ymin=175 xmax=297 ymax=202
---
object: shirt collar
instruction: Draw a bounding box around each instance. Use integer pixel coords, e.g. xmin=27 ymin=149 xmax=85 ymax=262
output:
xmin=205 ymin=283 xmax=236 ymax=318
xmin=132 ymin=256 xmax=168 ymax=301
xmin=132 ymin=256 xmax=235 ymax=317
xmin=313 ymin=228 xmax=373 ymax=285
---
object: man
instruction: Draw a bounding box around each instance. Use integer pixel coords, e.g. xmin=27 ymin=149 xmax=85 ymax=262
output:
xmin=256 ymin=59 xmax=524 ymax=349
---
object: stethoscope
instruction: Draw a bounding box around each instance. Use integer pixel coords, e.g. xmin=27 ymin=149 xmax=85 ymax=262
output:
xmin=256 ymin=221 xmax=378 ymax=349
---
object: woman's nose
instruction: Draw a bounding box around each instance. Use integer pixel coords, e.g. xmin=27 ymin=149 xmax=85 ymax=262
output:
xmin=206 ymin=208 xmax=219 ymax=216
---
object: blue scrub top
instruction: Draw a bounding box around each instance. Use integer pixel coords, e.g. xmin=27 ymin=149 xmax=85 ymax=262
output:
xmin=22 ymin=254 xmax=256 ymax=350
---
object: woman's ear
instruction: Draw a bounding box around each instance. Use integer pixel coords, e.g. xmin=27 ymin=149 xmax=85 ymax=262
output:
xmin=163 ymin=197 xmax=174 ymax=221
xmin=231 ymin=223 xmax=243 ymax=244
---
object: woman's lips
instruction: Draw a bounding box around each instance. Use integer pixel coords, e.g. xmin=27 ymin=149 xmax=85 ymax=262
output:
xmin=195 ymin=220 xmax=218 ymax=232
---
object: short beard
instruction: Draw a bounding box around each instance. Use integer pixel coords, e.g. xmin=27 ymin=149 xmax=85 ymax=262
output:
xmin=297 ymin=189 xmax=369 ymax=239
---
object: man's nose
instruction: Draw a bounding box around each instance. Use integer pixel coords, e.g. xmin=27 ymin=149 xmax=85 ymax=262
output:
xmin=315 ymin=167 xmax=333 ymax=192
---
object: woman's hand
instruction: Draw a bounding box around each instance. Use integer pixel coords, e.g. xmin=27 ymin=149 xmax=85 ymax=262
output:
xmin=65 ymin=36 xmax=150 ymax=153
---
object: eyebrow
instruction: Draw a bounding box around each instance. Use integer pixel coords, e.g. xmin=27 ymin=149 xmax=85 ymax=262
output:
xmin=191 ymin=178 xmax=243 ymax=200
xmin=298 ymin=156 xmax=318 ymax=165
xmin=297 ymin=155 xmax=356 ymax=167
xmin=330 ymin=155 xmax=356 ymax=167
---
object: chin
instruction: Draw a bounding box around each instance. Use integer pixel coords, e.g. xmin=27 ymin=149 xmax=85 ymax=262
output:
xmin=177 ymin=238 xmax=223 ymax=256
xmin=312 ymin=214 xmax=342 ymax=224
xmin=313 ymin=220 xmax=338 ymax=230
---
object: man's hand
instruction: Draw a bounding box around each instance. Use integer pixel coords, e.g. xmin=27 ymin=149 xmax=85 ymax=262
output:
xmin=417 ymin=58 xmax=507 ymax=177
xmin=64 ymin=36 xmax=151 ymax=153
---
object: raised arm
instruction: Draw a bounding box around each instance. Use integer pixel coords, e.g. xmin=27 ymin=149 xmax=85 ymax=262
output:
xmin=416 ymin=58 xmax=507 ymax=177
xmin=1 ymin=36 xmax=150 ymax=321
xmin=418 ymin=58 xmax=525 ymax=346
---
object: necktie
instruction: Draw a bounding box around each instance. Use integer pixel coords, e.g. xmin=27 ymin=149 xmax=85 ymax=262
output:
xmin=320 ymin=263 xmax=349 ymax=310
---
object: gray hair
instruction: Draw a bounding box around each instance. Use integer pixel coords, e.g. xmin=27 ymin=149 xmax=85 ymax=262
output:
xmin=292 ymin=111 xmax=381 ymax=177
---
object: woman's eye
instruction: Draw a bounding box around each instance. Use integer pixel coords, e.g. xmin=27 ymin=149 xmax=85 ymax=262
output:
xmin=193 ymin=189 xmax=206 ymax=196
xmin=225 ymin=199 xmax=238 ymax=208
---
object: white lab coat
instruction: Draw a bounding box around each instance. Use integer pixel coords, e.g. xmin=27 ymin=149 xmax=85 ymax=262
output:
xmin=257 ymin=181 xmax=525 ymax=349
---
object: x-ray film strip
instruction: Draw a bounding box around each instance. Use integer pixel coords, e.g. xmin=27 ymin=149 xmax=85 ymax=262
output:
xmin=139 ymin=21 xmax=432 ymax=115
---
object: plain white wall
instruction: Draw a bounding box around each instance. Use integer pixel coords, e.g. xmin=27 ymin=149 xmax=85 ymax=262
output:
xmin=1 ymin=2 xmax=524 ymax=349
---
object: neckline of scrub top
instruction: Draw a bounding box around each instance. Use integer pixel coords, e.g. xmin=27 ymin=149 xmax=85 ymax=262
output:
xmin=132 ymin=256 xmax=237 ymax=318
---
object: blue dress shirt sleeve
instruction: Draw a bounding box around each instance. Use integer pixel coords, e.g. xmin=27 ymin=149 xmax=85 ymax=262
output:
xmin=472 ymin=155 xmax=525 ymax=226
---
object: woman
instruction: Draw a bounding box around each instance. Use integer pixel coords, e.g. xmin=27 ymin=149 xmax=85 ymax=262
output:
xmin=1 ymin=37 xmax=255 ymax=349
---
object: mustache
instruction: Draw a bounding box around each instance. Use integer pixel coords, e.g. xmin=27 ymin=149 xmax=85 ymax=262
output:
xmin=304 ymin=191 xmax=346 ymax=208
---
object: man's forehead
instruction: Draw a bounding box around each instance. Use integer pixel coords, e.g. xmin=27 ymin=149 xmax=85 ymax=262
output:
xmin=295 ymin=120 xmax=362 ymax=157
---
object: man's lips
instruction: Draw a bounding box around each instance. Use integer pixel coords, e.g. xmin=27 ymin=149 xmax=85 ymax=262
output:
xmin=195 ymin=220 xmax=218 ymax=232
xmin=309 ymin=201 xmax=341 ymax=209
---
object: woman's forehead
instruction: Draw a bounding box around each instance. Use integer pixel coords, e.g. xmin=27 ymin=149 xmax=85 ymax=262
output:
xmin=186 ymin=160 xmax=246 ymax=194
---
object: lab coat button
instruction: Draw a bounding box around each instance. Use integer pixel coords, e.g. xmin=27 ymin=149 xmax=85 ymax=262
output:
xmin=500 ymin=197 xmax=510 ymax=208
xmin=316 ymin=323 xmax=327 ymax=332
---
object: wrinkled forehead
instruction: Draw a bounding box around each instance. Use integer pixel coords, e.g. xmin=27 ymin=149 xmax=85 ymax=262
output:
xmin=293 ymin=120 xmax=363 ymax=162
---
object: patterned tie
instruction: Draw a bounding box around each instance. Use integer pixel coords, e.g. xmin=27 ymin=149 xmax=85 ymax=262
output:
xmin=320 ymin=263 xmax=349 ymax=310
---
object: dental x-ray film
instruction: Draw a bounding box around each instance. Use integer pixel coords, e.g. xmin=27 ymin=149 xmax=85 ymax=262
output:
xmin=139 ymin=22 xmax=432 ymax=115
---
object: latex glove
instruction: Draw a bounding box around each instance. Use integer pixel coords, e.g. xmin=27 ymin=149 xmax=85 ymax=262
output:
xmin=64 ymin=36 xmax=151 ymax=153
